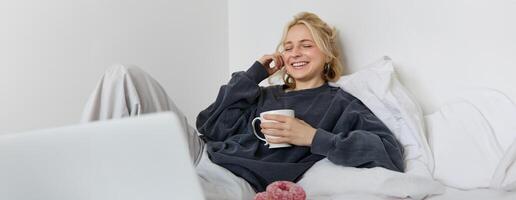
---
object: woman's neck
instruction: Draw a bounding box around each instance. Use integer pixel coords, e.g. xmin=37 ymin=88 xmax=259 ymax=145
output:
xmin=290 ymin=78 xmax=326 ymax=91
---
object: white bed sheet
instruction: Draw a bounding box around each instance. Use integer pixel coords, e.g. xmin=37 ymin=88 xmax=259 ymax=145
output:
xmin=304 ymin=187 xmax=516 ymax=200
xmin=425 ymin=187 xmax=516 ymax=200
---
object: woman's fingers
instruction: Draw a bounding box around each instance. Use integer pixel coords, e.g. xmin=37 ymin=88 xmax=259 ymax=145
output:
xmin=260 ymin=119 xmax=293 ymax=137
xmin=263 ymin=114 xmax=290 ymax=123
xmin=258 ymin=52 xmax=284 ymax=75
xmin=260 ymin=115 xmax=317 ymax=146
xmin=261 ymin=129 xmax=291 ymax=145
xmin=273 ymin=53 xmax=285 ymax=71
xmin=266 ymin=135 xmax=288 ymax=144
xmin=258 ymin=54 xmax=273 ymax=66
xmin=260 ymin=121 xmax=280 ymax=128
xmin=258 ymin=54 xmax=281 ymax=75
xmin=272 ymin=53 xmax=284 ymax=68
xmin=261 ymin=128 xmax=282 ymax=136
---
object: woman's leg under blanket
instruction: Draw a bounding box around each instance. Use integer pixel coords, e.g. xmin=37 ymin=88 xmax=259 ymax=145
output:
xmin=81 ymin=64 xmax=204 ymax=165
xmin=81 ymin=64 xmax=256 ymax=199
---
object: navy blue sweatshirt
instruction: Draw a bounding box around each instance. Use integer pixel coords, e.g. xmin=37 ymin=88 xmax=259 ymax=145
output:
xmin=196 ymin=61 xmax=404 ymax=192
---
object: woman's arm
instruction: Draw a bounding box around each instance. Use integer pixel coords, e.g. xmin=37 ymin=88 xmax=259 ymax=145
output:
xmin=259 ymin=98 xmax=404 ymax=172
xmin=197 ymin=53 xmax=284 ymax=142
xmin=310 ymin=100 xmax=405 ymax=172
xmin=196 ymin=61 xmax=268 ymax=141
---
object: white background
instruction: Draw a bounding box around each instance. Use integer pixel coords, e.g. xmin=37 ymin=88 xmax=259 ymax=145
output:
xmin=2 ymin=0 xmax=516 ymax=133
xmin=229 ymin=0 xmax=516 ymax=115
xmin=0 ymin=0 xmax=228 ymax=133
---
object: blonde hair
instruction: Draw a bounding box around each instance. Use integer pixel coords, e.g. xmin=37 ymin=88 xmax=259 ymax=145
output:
xmin=273 ymin=12 xmax=343 ymax=89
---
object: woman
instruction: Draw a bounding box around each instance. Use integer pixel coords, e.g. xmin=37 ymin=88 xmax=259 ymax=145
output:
xmin=83 ymin=11 xmax=405 ymax=199
xmin=196 ymin=11 xmax=404 ymax=196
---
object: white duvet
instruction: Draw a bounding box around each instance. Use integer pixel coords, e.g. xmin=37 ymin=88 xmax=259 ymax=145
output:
xmin=298 ymin=159 xmax=443 ymax=200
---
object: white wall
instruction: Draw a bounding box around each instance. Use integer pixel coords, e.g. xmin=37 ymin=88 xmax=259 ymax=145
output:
xmin=229 ymin=0 xmax=516 ymax=115
xmin=3 ymin=0 xmax=516 ymax=133
xmin=0 ymin=0 xmax=228 ymax=133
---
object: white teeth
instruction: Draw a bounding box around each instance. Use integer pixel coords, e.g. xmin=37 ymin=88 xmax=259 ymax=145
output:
xmin=292 ymin=62 xmax=308 ymax=67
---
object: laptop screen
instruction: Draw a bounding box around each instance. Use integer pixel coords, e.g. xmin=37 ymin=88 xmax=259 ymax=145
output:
xmin=0 ymin=112 xmax=204 ymax=200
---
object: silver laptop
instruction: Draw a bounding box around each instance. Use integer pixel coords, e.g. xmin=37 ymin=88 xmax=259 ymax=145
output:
xmin=0 ymin=112 xmax=204 ymax=200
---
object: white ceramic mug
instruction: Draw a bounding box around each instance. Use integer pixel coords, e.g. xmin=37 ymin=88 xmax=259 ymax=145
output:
xmin=251 ymin=109 xmax=294 ymax=148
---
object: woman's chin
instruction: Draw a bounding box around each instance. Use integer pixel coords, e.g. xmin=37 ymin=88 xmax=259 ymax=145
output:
xmin=288 ymin=74 xmax=303 ymax=80
xmin=290 ymin=75 xmax=311 ymax=83
xmin=288 ymin=71 xmax=311 ymax=79
xmin=287 ymin=70 xmax=304 ymax=76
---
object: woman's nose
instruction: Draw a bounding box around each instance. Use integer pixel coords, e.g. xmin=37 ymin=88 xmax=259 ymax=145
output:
xmin=291 ymin=46 xmax=302 ymax=57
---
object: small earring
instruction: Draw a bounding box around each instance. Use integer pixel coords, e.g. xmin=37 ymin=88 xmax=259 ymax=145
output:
xmin=286 ymin=73 xmax=294 ymax=82
xmin=324 ymin=63 xmax=332 ymax=79
xmin=324 ymin=63 xmax=331 ymax=73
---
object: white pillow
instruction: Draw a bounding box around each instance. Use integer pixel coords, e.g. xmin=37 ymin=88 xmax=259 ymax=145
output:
xmin=329 ymin=56 xmax=434 ymax=178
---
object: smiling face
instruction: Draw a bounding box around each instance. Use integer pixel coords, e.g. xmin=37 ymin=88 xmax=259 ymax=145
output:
xmin=282 ymin=24 xmax=327 ymax=86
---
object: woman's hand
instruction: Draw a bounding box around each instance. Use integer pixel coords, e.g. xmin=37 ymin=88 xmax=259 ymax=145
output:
xmin=259 ymin=114 xmax=317 ymax=146
xmin=258 ymin=53 xmax=284 ymax=76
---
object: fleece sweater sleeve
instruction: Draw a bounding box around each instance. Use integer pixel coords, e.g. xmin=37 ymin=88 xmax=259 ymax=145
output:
xmin=310 ymin=100 xmax=405 ymax=172
xmin=196 ymin=61 xmax=268 ymax=142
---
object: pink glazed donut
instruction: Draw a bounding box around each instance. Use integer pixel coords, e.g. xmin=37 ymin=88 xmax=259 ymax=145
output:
xmin=254 ymin=181 xmax=306 ymax=200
